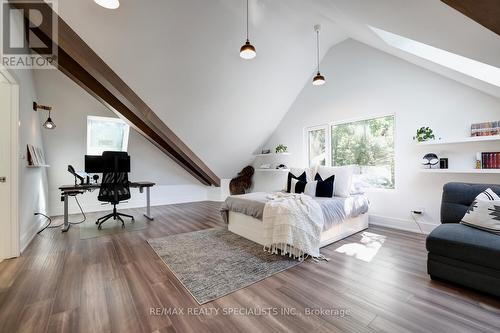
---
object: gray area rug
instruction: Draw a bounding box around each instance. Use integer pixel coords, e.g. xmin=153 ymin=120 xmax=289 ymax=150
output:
xmin=147 ymin=228 xmax=300 ymax=304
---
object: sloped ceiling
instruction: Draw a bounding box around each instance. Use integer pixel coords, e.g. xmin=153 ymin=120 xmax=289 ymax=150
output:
xmin=52 ymin=0 xmax=500 ymax=179
xmin=323 ymin=0 xmax=500 ymax=98
xmin=53 ymin=0 xmax=347 ymax=179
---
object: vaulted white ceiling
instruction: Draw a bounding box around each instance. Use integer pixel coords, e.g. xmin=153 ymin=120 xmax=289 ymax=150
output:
xmin=50 ymin=0 xmax=500 ymax=179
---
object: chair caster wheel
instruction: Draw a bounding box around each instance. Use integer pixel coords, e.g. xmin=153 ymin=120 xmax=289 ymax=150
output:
xmin=95 ymin=221 xmax=99 ymax=225
xmin=98 ymin=225 xmax=102 ymax=230
xmin=121 ymin=224 xmax=125 ymax=229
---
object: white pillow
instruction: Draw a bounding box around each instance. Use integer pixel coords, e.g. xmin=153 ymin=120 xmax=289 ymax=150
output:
xmin=350 ymin=175 xmax=369 ymax=195
xmin=461 ymin=190 xmax=500 ymax=234
xmin=290 ymin=178 xmax=300 ymax=194
xmin=315 ymin=165 xmax=354 ymax=198
xmin=304 ymin=181 xmax=318 ymax=197
xmin=290 ymin=178 xmax=317 ymax=197
xmin=475 ymin=188 xmax=500 ymax=201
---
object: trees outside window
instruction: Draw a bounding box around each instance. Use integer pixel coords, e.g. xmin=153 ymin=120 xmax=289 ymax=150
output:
xmin=306 ymin=115 xmax=395 ymax=189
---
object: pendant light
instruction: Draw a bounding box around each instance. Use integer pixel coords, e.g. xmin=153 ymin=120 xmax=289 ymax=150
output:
xmin=94 ymin=0 xmax=120 ymax=9
xmin=240 ymin=0 xmax=256 ymax=59
xmin=312 ymin=24 xmax=326 ymax=86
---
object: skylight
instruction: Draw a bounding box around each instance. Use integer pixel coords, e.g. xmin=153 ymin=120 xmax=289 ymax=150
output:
xmin=369 ymin=26 xmax=500 ymax=88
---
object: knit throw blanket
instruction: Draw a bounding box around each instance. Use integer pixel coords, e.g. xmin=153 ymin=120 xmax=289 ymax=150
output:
xmin=262 ymin=192 xmax=325 ymax=260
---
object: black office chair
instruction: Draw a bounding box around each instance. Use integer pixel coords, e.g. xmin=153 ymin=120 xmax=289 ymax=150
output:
xmin=96 ymin=151 xmax=134 ymax=229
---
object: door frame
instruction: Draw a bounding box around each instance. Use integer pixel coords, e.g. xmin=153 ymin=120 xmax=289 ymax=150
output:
xmin=0 ymin=68 xmax=20 ymax=259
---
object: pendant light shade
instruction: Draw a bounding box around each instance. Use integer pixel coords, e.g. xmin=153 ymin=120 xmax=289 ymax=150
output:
xmin=240 ymin=0 xmax=256 ymax=59
xmin=43 ymin=114 xmax=56 ymax=129
xmin=312 ymin=24 xmax=325 ymax=86
xmin=94 ymin=0 xmax=120 ymax=9
xmin=240 ymin=40 xmax=256 ymax=59
xmin=312 ymin=73 xmax=326 ymax=86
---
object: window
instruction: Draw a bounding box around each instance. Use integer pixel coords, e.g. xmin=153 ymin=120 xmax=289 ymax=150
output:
xmin=87 ymin=116 xmax=130 ymax=156
xmin=369 ymin=26 xmax=500 ymax=88
xmin=307 ymin=126 xmax=327 ymax=167
xmin=306 ymin=115 xmax=395 ymax=189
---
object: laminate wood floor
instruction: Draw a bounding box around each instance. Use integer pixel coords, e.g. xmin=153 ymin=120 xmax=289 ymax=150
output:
xmin=0 ymin=201 xmax=499 ymax=333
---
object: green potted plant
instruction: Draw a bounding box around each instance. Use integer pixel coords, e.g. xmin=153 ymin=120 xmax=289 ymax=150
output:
xmin=275 ymin=144 xmax=288 ymax=153
xmin=414 ymin=127 xmax=435 ymax=142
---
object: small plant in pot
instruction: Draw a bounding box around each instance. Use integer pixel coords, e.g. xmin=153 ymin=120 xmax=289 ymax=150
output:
xmin=275 ymin=144 xmax=288 ymax=153
xmin=414 ymin=127 xmax=435 ymax=142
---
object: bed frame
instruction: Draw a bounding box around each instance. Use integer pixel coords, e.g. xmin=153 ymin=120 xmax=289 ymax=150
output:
xmin=228 ymin=211 xmax=369 ymax=248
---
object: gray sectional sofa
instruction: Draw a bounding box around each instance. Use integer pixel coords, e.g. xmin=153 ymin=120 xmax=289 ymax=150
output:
xmin=426 ymin=182 xmax=500 ymax=297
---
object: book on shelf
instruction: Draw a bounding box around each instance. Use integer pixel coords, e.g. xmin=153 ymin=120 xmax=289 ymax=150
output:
xmin=471 ymin=120 xmax=500 ymax=137
xmin=481 ymin=152 xmax=500 ymax=169
xmin=26 ymin=144 xmax=46 ymax=166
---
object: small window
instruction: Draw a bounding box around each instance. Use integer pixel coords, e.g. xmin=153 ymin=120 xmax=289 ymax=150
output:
xmin=87 ymin=116 xmax=130 ymax=156
xmin=307 ymin=127 xmax=327 ymax=167
xmin=331 ymin=115 xmax=395 ymax=189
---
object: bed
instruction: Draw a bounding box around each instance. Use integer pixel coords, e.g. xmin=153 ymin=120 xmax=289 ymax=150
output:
xmin=221 ymin=191 xmax=369 ymax=248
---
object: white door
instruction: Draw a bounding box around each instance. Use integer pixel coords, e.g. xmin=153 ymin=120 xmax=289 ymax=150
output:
xmin=0 ymin=82 xmax=12 ymax=261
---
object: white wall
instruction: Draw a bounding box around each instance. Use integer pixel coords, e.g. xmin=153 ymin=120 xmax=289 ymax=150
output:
xmin=14 ymin=68 xmax=50 ymax=250
xmin=264 ymin=39 xmax=500 ymax=232
xmin=6 ymin=11 xmax=50 ymax=251
xmin=34 ymin=69 xmax=224 ymax=216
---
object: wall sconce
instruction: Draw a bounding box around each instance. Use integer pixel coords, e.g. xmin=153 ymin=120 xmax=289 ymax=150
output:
xmin=33 ymin=102 xmax=56 ymax=129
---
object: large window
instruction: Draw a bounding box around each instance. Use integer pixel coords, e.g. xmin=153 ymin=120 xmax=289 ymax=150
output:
xmin=306 ymin=115 xmax=395 ymax=189
xmin=87 ymin=116 xmax=130 ymax=156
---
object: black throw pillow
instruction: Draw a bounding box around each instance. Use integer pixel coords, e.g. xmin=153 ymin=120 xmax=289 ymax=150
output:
xmin=287 ymin=172 xmax=307 ymax=193
xmin=293 ymin=180 xmax=307 ymax=194
xmin=314 ymin=173 xmax=335 ymax=197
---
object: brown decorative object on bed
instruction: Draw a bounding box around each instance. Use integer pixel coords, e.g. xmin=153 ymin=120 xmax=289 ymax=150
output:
xmin=229 ymin=166 xmax=254 ymax=195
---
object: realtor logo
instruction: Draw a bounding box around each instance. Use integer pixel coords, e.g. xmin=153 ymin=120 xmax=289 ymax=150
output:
xmin=1 ymin=0 xmax=58 ymax=68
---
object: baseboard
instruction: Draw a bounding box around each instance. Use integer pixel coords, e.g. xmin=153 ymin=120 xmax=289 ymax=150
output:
xmin=369 ymin=214 xmax=438 ymax=235
xmin=20 ymin=214 xmax=44 ymax=253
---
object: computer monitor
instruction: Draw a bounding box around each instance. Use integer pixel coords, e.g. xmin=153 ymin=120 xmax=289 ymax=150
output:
xmin=85 ymin=153 xmax=130 ymax=173
xmin=85 ymin=155 xmax=104 ymax=173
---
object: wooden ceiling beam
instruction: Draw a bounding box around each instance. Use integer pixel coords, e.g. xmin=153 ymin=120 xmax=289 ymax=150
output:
xmin=9 ymin=0 xmax=220 ymax=186
xmin=441 ymin=0 xmax=500 ymax=36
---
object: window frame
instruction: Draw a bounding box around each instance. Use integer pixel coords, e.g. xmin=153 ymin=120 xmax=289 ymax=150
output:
xmin=86 ymin=115 xmax=130 ymax=156
xmin=305 ymin=113 xmax=396 ymax=190
xmin=305 ymin=124 xmax=330 ymax=168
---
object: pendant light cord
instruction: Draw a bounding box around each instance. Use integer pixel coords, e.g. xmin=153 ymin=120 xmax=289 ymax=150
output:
xmin=316 ymin=29 xmax=320 ymax=73
xmin=246 ymin=0 xmax=249 ymax=41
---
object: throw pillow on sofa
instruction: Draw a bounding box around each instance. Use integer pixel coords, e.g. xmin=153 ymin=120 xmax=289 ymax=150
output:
xmin=461 ymin=188 xmax=500 ymax=234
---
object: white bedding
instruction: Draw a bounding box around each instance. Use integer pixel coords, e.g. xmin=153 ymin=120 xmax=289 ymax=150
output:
xmin=263 ymin=192 xmax=324 ymax=258
xmin=220 ymin=192 xmax=369 ymax=231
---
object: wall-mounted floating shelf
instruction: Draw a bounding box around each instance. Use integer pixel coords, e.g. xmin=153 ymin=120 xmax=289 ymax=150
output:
xmin=255 ymin=169 xmax=290 ymax=172
xmin=419 ymin=169 xmax=500 ymax=174
xmin=254 ymin=152 xmax=291 ymax=157
xmin=416 ymin=135 xmax=500 ymax=146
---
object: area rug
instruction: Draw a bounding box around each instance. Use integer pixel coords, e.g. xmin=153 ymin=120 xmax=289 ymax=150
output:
xmin=147 ymin=228 xmax=301 ymax=304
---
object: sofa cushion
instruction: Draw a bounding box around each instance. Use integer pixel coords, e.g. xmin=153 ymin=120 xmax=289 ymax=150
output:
xmin=426 ymin=223 xmax=500 ymax=270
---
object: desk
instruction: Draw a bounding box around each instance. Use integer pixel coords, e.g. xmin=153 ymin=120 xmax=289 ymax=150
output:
xmin=59 ymin=181 xmax=156 ymax=232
